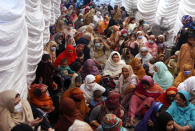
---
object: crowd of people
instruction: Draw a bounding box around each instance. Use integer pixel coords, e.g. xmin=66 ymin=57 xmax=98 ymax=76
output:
xmin=0 ymin=0 xmax=195 ymax=131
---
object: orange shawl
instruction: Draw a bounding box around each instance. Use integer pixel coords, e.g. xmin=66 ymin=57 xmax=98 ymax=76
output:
xmin=62 ymin=88 xmax=90 ymax=118
xmin=130 ymin=57 xmax=146 ymax=80
xmin=29 ymin=84 xmax=54 ymax=112
xmin=157 ymin=86 xmax=177 ymax=109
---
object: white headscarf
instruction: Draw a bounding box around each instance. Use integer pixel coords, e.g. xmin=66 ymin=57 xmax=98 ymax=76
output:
xmin=68 ymin=120 xmax=93 ymax=131
xmin=178 ymin=76 xmax=195 ymax=97
xmin=80 ymin=75 xmax=105 ymax=103
xmin=103 ymin=51 xmax=126 ymax=77
xmin=135 ymin=47 xmax=153 ymax=65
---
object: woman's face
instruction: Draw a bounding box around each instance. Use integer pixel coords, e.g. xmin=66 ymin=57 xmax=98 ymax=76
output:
xmin=14 ymin=95 xmax=21 ymax=106
xmin=141 ymin=51 xmax=147 ymax=57
xmin=130 ymin=36 xmax=136 ymax=41
xmin=166 ymin=120 xmax=174 ymax=131
xmin=175 ymin=94 xmax=186 ymax=107
xmin=112 ymin=54 xmax=120 ymax=63
xmin=135 ymin=59 xmax=142 ymax=68
xmin=122 ymin=68 xmax=129 ymax=79
xmin=153 ymin=66 xmax=158 ymax=72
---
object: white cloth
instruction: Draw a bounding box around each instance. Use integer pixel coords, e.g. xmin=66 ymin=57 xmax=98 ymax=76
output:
xmin=0 ymin=0 xmax=28 ymax=99
xmin=136 ymin=0 xmax=159 ymax=25
xmin=103 ymin=51 xmax=126 ymax=77
xmin=178 ymin=76 xmax=195 ymax=101
xmin=68 ymin=120 xmax=93 ymax=131
xmin=25 ymin=0 xmax=45 ymax=86
xmin=80 ymin=75 xmax=105 ymax=103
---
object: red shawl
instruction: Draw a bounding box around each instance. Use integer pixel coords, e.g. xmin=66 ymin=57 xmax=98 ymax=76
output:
xmin=54 ymin=44 xmax=77 ymax=67
xmin=135 ymin=75 xmax=164 ymax=100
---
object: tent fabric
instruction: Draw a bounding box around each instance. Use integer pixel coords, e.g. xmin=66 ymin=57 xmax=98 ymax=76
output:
xmin=136 ymin=0 xmax=158 ymax=25
xmin=0 ymin=0 xmax=60 ymax=99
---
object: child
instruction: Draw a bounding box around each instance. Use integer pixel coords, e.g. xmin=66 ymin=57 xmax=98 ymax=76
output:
xmin=70 ymin=62 xmax=82 ymax=88
xmin=59 ymin=58 xmax=74 ymax=77
xmin=75 ymin=76 xmax=82 ymax=88
xmin=89 ymin=90 xmax=106 ymax=109
xmin=59 ymin=58 xmax=74 ymax=89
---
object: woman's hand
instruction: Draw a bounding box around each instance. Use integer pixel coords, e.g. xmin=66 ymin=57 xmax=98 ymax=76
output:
xmin=29 ymin=117 xmax=43 ymax=127
xmin=148 ymin=119 xmax=154 ymax=127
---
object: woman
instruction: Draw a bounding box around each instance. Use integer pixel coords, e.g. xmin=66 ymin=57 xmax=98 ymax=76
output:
xmin=136 ymin=31 xmax=147 ymax=48
xmin=130 ymin=57 xmax=146 ymax=80
xmin=167 ymin=90 xmax=195 ymax=130
xmin=157 ymin=86 xmax=178 ymax=109
xmin=44 ymin=41 xmax=57 ymax=63
xmin=178 ymin=76 xmax=195 ymax=105
xmin=128 ymin=76 xmax=163 ymax=126
xmin=121 ymin=48 xmax=134 ymax=65
xmin=29 ymin=84 xmax=54 ymax=113
xmin=123 ymin=33 xmax=139 ymax=56
xmin=134 ymin=102 xmax=164 ymax=131
xmin=80 ymin=74 xmax=105 ymax=104
xmin=84 ymin=9 xmax=95 ymax=25
xmin=135 ymin=47 xmax=153 ymax=65
xmin=0 ymin=90 xmax=42 ymax=131
xmin=107 ymin=25 xmax=120 ymax=51
xmin=62 ymin=88 xmax=90 ymax=118
xmin=81 ymin=59 xmax=100 ymax=80
xmin=96 ymin=114 xmax=127 ymax=131
xmin=174 ymin=64 xmax=195 ymax=87
xmin=144 ymin=35 xmax=158 ymax=58
xmin=153 ymin=112 xmax=175 ymax=131
xmin=116 ymin=65 xmax=138 ymax=106
xmin=103 ymin=51 xmax=126 ymax=78
xmin=97 ymin=16 xmax=109 ymax=34
xmin=89 ymin=91 xmax=124 ymax=129
xmin=93 ymin=11 xmax=103 ymax=28
xmin=56 ymin=20 xmax=65 ymax=33
xmin=52 ymin=32 xmax=65 ymax=56
xmin=177 ymin=30 xmax=195 ymax=72
xmin=128 ymin=17 xmax=136 ymax=33
xmin=153 ymin=62 xmax=174 ymax=91
xmin=54 ymin=44 xmax=77 ymax=67
xmin=54 ymin=97 xmax=83 ymax=131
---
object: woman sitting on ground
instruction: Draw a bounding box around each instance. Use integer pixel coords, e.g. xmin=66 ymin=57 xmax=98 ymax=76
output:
xmin=135 ymin=102 xmax=164 ymax=131
xmin=127 ymin=76 xmax=163 ymax=127
xmin=167 ymin=90 xmax=195 ymax=131
xmin=89 ymin=91 xmax=124 ymax=129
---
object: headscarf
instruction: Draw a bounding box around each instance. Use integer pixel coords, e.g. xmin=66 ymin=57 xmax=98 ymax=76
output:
xmin=153 ymin=62 xmax=174 ymax=91
xmin=135 ymin=47 xmax=153 ymax=65
xmin=97 ymin=16 xmax=109 ymax=34
xmin=130 ymin=57 xmax=146 ymax=80
xmin=80 ymin=75 xmax=105 ymax=103
xmin=97 ymin=114 xmax=126 ymax=131
xmin=103 ymin=51 xmax=126 ymax=77
xmin=0 ymin=90 xmax=34 ymax=131
xmin=153 ymin=112 xmax=173 ymax=131
xmin=56 ymin=20 xmax=65 ymax=33
xmin=44 ymin=41 xmax=57 ymax=63
xmin=174 ymin=64 xmax=194 ymax=87
xmin=62 ymin=88 xmax=90 ymax=118
xmin=167 ymin=90 xmax=195 ymax=130
xmin=135 ymin=76 xmax=164 ymax=99
xmin=178 ymin=76 xmax=195 ymax=104
xmin=157 ymin=86 xmax=178 ymax=109
xmin=29 ymin=84 xmax=54 ymax=112
xmin=84 ymin=9 xmax=95 ymax=25
xmin=55 ymin=97 xmax=83 ymax=131
xmin=118 ymin=65 xmax=138 ymax=93
xmin=54 ymin=44 xmax=77 ymax=67
xmin=81 ymin=59 xmax=100 ymax=79
xmin=181 ymin=15 xmax=193 ymax=29
xmin=68 ymin=120 xmax=93 ymax=131
xmin=135 ymin=102 xmax=164 ymax=131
